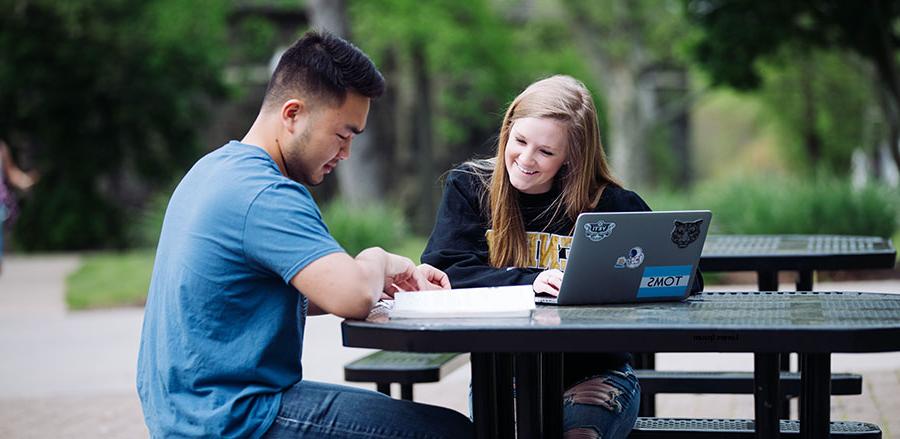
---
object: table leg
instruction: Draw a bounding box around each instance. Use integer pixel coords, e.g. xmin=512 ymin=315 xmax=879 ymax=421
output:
xmin=542 ymin=353 xmax=563 ymax=439
xmin=791 ymin=272 xmax=814 ymax=422
xmin=471 ymin=353 xmax=498 ymax=439
xmin=514 ymin=353 xmax=541 ymax=438
xmin=754 ymin=353 xmax=781 ymax=439
xmin=779 ymin=354 xmax=791 ymax=419
xmin=795 ymin=270 xmax=814 ymax=291
xmin=757 ymin=270 xmax=779 ymax=291
xmin=758 ymin=270 xmax=794 ymax=420
xmin=800 ymin=353 xmax=831 ymax=439
xmin=495 ymin=353 xmax=515 ymax=438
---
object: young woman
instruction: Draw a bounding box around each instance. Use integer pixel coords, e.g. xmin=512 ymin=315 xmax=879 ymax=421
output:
xmin=422 ymin=75 xmax=702 ymax=438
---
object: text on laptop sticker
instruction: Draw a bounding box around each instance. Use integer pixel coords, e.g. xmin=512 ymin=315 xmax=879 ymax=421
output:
xmin=671 ymin=219 xmax=703 ymax=248
xmin=614 ymin=246 xmax=644 ymax=269
xmin=584 ymin=220 xmax=615 ymax=242
xmin=638 ymin=265 xmax=692 ymax=298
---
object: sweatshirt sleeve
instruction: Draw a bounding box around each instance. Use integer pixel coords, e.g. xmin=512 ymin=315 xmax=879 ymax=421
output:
xmin=421 ymin=169 xmax=541 ymax=288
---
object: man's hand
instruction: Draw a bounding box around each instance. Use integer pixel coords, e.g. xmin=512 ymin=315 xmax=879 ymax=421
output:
xmin=533 ymin=269 xmax=564 ymax=296
xmin=383 ymin=258 xmax=452 ymax=296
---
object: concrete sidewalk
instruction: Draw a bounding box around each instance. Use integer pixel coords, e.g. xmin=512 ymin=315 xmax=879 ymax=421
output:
xmin=1 ymin=255 xmax=898 ymax=438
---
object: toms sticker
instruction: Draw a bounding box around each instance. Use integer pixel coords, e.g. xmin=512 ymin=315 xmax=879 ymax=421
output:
xmin=671 ymin=219 xmax=703 ymax=248
xmin=615 ymin=247 xmax=645 ymax=269
xmin=584 ymin=220 xmax=615 ymax=242
xmin=638 ymin=265 xmax=692 ymax=298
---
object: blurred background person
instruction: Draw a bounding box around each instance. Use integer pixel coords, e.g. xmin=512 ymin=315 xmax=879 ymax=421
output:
xmin=0 ymin=139 xmax=38 ymax=274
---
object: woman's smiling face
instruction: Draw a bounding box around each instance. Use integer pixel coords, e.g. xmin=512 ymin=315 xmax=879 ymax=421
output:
xmin=504 ymin=117 xmax=569 ymax=194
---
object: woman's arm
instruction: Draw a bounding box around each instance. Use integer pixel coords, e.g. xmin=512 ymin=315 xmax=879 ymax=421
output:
xmin=1 ymin=141 xmax=38 ymax=191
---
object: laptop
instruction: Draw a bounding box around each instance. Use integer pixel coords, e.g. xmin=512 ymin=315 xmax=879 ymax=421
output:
xmin=535 ymin=210 xmax=712 ymax=305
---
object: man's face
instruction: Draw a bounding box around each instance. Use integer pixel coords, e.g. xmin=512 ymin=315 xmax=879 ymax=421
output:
xmin=283 ymin=92 xmax=370 ymax=186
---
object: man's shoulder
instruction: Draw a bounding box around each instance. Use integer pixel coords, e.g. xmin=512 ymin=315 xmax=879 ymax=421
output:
xmin=188 ymin=143 xmax=299 ymax=199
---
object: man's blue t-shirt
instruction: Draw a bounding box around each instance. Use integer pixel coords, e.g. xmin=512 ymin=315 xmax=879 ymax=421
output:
xmin=136 ymin=141 xmax=344 ymax=438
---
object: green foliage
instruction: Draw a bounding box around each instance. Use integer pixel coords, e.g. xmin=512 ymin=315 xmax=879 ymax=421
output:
xmin=685 ymin=0 xmax=899 ymax=92
xmin=66 ymin=249 xmax=155 ymax=309
xmin=684 ymin=0 xmax=900 ymax=176
xmin=565 ymin=0 xmax=696 ymax=63
xmin=682 ymin=176 xmax=900 ymax=237
xmin=756 ymin=48 xmax=881 ymax=175
xmin=321 ymin=199 xmax=411 ymax=256
xmin=0 ymin=0 xmax=229 ymax=250
xmin=349 ymin=0 xmax=600 ymax=155
xmin=234 ymin=16 xmax=278 ymax=64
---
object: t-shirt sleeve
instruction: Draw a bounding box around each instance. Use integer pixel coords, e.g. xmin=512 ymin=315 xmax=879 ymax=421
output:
xmin=243 ymin=182 xmax=345 ymax=283
xmin=421 ymin=170 xmax=541 ymax=288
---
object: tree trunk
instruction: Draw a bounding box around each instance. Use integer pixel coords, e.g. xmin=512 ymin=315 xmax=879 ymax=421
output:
xmin=868 ymin=0 xmax=900 ymax=176
xmin=307 ymin=0 xmax=387 ymax=205
xmin=411 ymin=41 xmax=436 ymax=234
xmin=605 ymin=66 xmax=648 ymax=187
xmin=800 ymin=55 xmax=821 ymax=165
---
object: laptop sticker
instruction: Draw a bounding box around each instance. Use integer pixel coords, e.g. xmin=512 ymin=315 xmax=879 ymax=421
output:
xmin=584 ymin=220 xmax=615 ymax=242
xmin=671 ymin=219 xmax=704 ymax=248
xmin=614 ymin=246 xmax=645 ymax=269
xmin=638 ymin=265 xmax=692 ymax=298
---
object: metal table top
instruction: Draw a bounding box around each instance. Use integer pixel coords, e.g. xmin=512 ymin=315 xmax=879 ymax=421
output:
xmin=699 ymin=235 xmax=896 ymax=272
xmin=342 ymin=292 xmax=900 ymax=354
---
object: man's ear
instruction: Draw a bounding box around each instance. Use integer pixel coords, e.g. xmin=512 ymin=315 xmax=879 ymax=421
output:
xmin=281 ymin=99 xmax=306 ymax=133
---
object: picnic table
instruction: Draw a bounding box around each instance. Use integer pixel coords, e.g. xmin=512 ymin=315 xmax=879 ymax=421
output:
xmin=632 ymin=234 xmax=898 ymax=417
xmin=342 ymin=291 xmax=900 ymax=439
xmin=699 ymin=235 xmax=896 ymax=291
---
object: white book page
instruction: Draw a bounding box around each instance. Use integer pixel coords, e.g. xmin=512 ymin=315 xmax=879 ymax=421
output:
xmin=390 ymin=284 xmax=535 ymax=319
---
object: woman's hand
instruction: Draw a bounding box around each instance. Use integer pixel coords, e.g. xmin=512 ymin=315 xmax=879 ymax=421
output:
xmin=533 ymin=269 xmax=564 ymax=296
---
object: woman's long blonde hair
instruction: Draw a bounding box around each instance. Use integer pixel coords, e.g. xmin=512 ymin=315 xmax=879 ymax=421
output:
xmin=476 ymin=75 xmax=620 ymax=268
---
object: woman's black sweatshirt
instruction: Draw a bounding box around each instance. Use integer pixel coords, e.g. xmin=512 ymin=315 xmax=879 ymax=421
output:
xmin=422 ymin=166 xmax=704 ymax=387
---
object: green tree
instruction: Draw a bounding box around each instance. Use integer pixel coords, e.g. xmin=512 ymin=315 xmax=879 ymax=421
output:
xmin=755 ymin=47 xmax=880 ymax=175
xmin=561 ymin=0 xmax=699 ymax=188
xmin=0 ymin=0 xmax=229 ymax=250
xmin=685 ymin=0 xmax=900 ymax=174
xmin=349 ymin=0 xmax=596 ymax=232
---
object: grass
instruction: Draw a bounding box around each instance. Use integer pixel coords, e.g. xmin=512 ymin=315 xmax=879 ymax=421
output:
xmin=64 ymin=236 xmax=432 ymax=310
xmin=66 ymin=249 xmax=155 ymax=310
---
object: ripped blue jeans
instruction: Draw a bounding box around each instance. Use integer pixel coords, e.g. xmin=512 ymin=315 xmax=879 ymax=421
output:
xmin=562 ymin=364 xmax=640 ymax=438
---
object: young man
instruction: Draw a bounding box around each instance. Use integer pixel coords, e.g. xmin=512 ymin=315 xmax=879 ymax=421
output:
xmin=137 ymin=31 xmax=473 ymax=438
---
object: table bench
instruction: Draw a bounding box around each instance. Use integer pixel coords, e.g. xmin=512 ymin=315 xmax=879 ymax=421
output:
xmin=344 ymin=351 xmax=469 ymax=400
xmin=630 ymin=418 xmax=881 ymax=438
xmin=345 ymin=353 xmax=862 ymax=401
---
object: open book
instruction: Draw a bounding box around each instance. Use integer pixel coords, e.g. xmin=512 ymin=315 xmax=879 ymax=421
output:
xmin=389 ymin=284 xmax=536 ymax=319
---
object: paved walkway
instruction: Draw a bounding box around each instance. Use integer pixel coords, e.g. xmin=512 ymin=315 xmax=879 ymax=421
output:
xmin=1 ymin=255 xmax=898 ymax=438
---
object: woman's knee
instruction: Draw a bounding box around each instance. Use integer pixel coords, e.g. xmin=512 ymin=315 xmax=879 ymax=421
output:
xmin=562 ymin=369 xmax=640 ymax=439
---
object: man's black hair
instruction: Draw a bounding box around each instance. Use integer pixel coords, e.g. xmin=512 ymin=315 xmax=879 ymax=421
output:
xmin=263 ymin=30 xmax=384 ymax=109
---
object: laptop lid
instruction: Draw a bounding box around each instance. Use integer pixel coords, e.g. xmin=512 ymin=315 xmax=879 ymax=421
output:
xmin=544 ymin=210 xmax=712 ymax=305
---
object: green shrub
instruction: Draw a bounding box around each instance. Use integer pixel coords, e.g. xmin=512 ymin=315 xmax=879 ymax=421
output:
xmin=66 ymin=250 xmax=155 ymax=310
xmin=321 ymin=199 xmax=410 ymax=256
xmin=693 ymin=175 xmax=899 ymax=237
